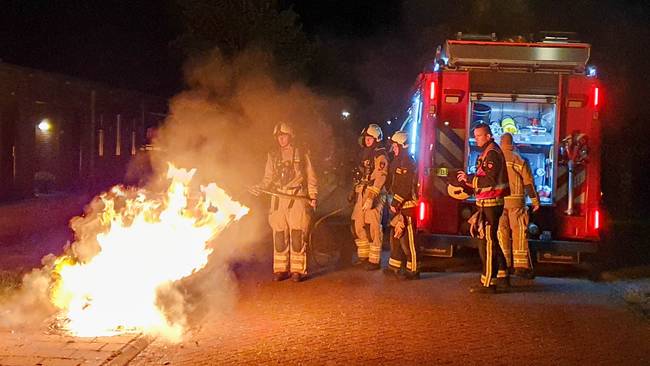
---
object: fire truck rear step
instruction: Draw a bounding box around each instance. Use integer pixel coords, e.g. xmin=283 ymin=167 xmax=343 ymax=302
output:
xmin=418 ymin=233 xmax=597 ymax=264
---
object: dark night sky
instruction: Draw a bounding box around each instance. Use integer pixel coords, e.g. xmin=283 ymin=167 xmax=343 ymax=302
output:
xmin=0 ymin=1 xmax=181 ymax=94
xmin=0 ymin=1 xmax=402 ymax=95
xmin=2 ymin=0 xmax=650 ymax=131
xmin=3 ymin=1 xmax=648 ymax=114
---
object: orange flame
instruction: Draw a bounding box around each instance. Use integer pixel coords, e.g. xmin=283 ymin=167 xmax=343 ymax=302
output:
xmin=50 ymin=164 xmax=248 ymax=341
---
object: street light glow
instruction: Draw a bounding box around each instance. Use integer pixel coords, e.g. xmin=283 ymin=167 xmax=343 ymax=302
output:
xmin=38 ymin=119 xmax=52 ymax=132
xmin=341 ymin=110 xmax=350 ymax=119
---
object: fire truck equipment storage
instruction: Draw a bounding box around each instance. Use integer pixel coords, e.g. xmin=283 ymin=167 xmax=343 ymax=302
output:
xmin=400 ymin=33 xmax=602 ymax=264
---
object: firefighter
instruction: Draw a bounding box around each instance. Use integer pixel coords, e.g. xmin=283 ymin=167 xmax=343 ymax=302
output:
xmin=384 ymin=131 xmax=419 ymax=280
xmin=497 ymin=133 xmax=540 ymax=279
xmin=351 ymin=123 xmax=388 ymax=270
xmin=457 ymin=123 xmax=510 ymax=293
xmin=252 ymin=122 xmax=318 ymax=282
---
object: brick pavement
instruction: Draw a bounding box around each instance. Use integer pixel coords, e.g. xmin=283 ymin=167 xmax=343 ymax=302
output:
xmin=0 ymin=328 xmax=148 ymax=366
xmin=131 ymin=266 xmax=650 ymax=365
xmin=0 ymin=193 xmax=163 ymax=366
xmin=1 ymin=194 xmax=649 ymax=365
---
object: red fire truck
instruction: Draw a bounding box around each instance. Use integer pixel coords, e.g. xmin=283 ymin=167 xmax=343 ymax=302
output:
xmin=402 ymin=33 xmax=602 ymax=264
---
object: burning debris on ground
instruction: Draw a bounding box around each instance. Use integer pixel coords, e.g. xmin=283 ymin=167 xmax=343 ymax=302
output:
xmin=2 ymin=164 xmax=249 ymax=343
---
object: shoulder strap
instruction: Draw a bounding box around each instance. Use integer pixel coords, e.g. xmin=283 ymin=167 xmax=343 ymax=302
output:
xmin=270 ymin=147 xmax=281 ymax=163
xmin=480 ymin=142 xmax=497 ymax=160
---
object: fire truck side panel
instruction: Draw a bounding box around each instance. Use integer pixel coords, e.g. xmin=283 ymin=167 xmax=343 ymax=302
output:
xmin=415 ymin=73 xmax=434 ymax=230
xmin=555 ymin=75 xmax=601 ymax=240
xmin=423 ymin=71 xmax=470 ymax=234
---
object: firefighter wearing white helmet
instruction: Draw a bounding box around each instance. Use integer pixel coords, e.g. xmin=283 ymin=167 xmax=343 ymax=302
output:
xmin=273 ymin=122 xmax=294 ymax=138
xmin=351 ymin=123 xmax=388 ymax=270
xmin=364 ymin=123 xmax=383 ymax=142
xmin=384 ymin=130 xmax=419 ymax=279
xmin=253 ymin=122 xmax=317 ymax=282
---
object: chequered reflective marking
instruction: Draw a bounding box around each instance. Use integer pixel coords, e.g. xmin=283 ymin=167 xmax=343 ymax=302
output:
xmin=556 ymin=165 xmax=586 ymax=204
xmin=434 ymin=127 xmax=465 ymax=195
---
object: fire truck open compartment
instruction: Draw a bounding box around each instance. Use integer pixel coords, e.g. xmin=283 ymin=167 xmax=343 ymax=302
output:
xmin=467 ymin=95 xmax=558 ymax=205
xmin=403 ymin=34 xmax=602 ymax=263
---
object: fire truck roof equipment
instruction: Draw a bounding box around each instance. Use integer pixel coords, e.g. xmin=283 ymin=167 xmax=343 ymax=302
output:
xmin=444 ymin=40 xmax=591 ymax=73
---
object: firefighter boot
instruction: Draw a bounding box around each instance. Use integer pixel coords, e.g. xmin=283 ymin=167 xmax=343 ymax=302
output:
xmin=514 ymin=268 xmax=535 ymax=279
xmin=383 ymin=266 xmax=403 ymax=279
xmin=365 ymin=261 xmax=381 ymax=271
xmin=404 ymin=271 xmax=420 ymax=280
xmin=469 ymin=284 xmax=497 ymax=294
xmin=290 ymin=272 xmax=304 ymax=282
xmin=496 ymin=276 xmax=511 ymax=292
xmin=353 ymin=257 xmax=369 ymax=268
xmin=273 ymin=272 xmax=289 ymax=281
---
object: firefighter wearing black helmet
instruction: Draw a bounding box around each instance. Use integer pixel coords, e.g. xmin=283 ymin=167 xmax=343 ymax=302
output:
xmin=252 ymin=122 xmax=317 ymax=282
xmin=351 ymin=123 xmax=388 ymax=270
xmin=384 ymin=131 xmax=419 ymax=280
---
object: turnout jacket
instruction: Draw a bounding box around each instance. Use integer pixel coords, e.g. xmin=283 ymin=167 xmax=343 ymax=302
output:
xmin=502 ymin=146 xmax=540 ymax=209
xmin=467 ymin=139 xmax=509 ymax=207
xmin=355 ymin=145 xmax=389 ymax=201
xmin=388 ymin=149 xmax=417 ymax=212
xmin=260 ymin=144 xmax=318 ymax=199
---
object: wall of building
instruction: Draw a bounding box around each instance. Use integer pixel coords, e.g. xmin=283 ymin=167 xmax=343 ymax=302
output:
xmin=0 ymin=63 xmax=167 ymax=201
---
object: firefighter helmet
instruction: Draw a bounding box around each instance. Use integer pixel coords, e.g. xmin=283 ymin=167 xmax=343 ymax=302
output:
xmin=447 ymin=171 xmax=472 ymax=200
xmin=501 ymin=117 xmax=518 ymax=134
xmin=447 ymin=184 xmax=471 ymax=200
xmin=273 ymin=122 xmax=294 ymax=137
xmin=362 ymin=123 xmax=383 ymax=142
xmin=391 ymin=131 xmax=408 ymax=147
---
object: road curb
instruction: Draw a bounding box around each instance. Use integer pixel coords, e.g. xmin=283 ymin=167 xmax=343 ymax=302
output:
xmin=104 ymin=334 xmax=155 ymax=366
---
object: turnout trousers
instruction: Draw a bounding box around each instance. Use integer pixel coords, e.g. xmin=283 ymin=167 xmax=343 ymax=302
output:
xmin=387 ymin=212 xmax=418 ymax=274
xmin=477 ymin=205 xmax=508 ymax=287
xmin=498 ymin=206 xmax=532 ymax=270
xmin=351 ymin=191 xmax=384 ymax=265
xmin=268 ymin=193 xmax=312 ymax=275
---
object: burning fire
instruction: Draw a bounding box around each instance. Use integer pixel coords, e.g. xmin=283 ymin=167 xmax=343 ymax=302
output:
xmin=49 ymin=164 xmax=248 ymax=341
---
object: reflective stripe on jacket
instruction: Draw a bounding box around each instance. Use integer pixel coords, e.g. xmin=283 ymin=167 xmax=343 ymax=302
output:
xmin=470 ymin=140 xmax=509 ymax=205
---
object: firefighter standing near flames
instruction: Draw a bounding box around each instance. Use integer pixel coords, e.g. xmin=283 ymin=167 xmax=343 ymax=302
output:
xmin=253 ymin=122 xmax=317 ymax=282
xmin=497 ymin=133 xmax=540 ymax=279
xmin=351 ymin=123 xmax=388 ymax=270
xmin=457 ymin=123 xmax=510 ymax=293
xmin=384 ymin=131 xmax=419 ymax=280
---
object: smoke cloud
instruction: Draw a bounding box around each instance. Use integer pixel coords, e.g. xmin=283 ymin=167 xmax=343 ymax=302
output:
xmin=147 ymin=49 xmax=353 ymax=332
xmin=1 ymin=47 xmax=354 ymax=340
xmin=0 ymin=254 xmax=59 ymax=329
xmin=150 ymin=47 xmax=352 ymax=256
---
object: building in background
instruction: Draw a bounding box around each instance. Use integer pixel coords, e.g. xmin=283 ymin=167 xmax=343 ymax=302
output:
xmin=0 ymin=62 xmax=167 ymax=201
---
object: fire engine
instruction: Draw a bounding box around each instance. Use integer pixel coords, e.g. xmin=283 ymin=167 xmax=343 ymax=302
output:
xmin=401 ymin=33 xmax=602 ymax=264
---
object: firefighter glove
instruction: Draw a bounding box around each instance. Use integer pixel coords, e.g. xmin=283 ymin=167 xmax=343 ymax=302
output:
xmin=456 ymin=170 xmax=468 ymax=183
xmin=394 ymin=224 xmax=404 ymax=238
xmin=393 ymin=220 xmax=405 ymax=238
xmin=391 ymin=214 xmax=405 ymax=238
xmin=468 ymin=211 xmax=485 ymax=239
